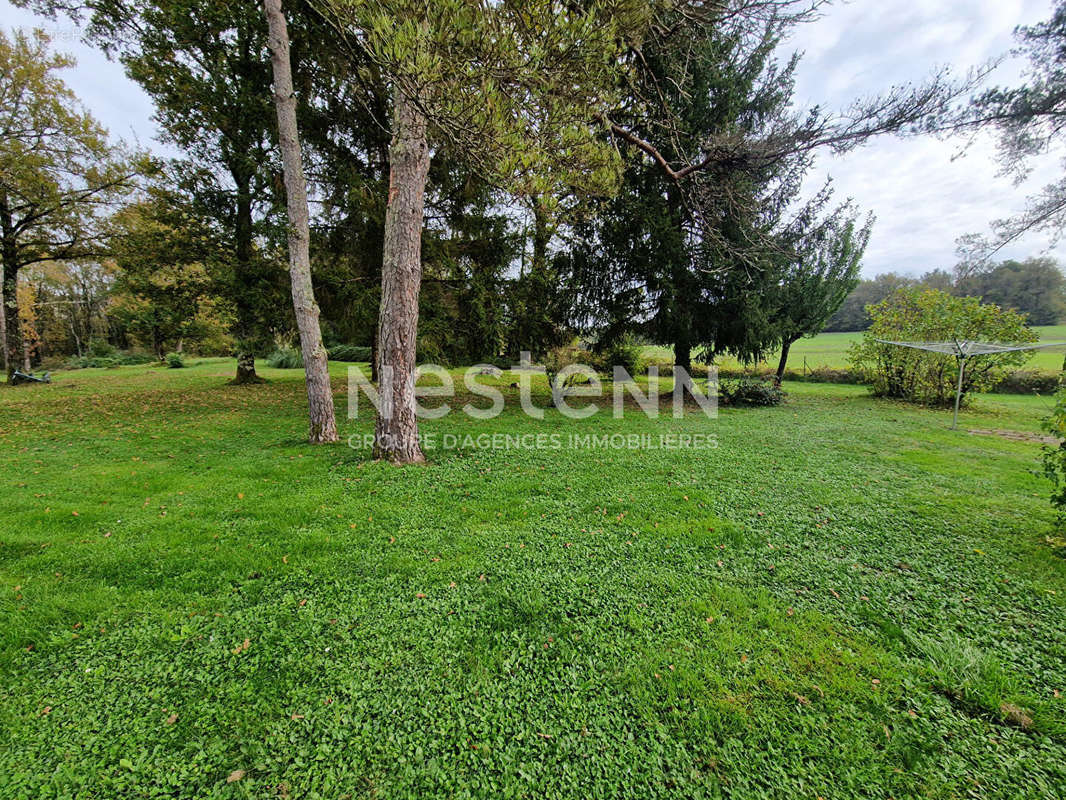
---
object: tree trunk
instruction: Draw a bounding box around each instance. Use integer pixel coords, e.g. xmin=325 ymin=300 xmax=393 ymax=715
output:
xmin=265 ymin=0 xmax=339 ymax=444
xmin=230 ymin=175 xmax=264 ymax=384
xmin=1 ymin=192 xmax=20 ymax=382
xmin=776 ymin=339 xmax=793 ymax=380
xmin=23 ymin=340 xmax=31 ymax=372
xmin=370 ymin=326 xmax=379 ymax=383
xmin=0 ymin=263 xmax=6 ymax=379
xmin=531 ymin=195 xmax=550 ymax=275
xmin=674 ymin=336 xmax=691 ymax=372
xmin=1 ymin=265 xmax=16 ymax=382
xmin=373 ymin=86 xmax=430 ymax=464
xmin=667 ymin=186 xmax=693 ymax=374
xmin=235 ymin=350 xmax=259 ymax=383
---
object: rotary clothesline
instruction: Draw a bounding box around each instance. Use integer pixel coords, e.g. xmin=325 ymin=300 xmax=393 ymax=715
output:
xmin=875 ymin=339 xmax=1066 ymax=429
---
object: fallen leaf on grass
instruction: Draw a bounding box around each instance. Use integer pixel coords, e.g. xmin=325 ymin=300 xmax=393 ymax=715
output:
xmin=999 ymin=703 xmax=1033 ymax=729
xmin=227 ymin=769 xmax=245 ymax=783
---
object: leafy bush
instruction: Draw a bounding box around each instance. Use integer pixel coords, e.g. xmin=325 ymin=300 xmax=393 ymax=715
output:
xmin=328 ymin=344 xmax=372 ymax=363
xmin=267 ymin=347 xmax=304 ymax=369
xmin=643 ymin=356 xmax=675 ymax=376
xmin=65 ymin=351 xmax=154 ymax=369
xmin=543 ymin=345 xmax=597 ymax=404
xmin=165 ymin=352 xmax=185 ymax=369
xmin=593 ymin=336 xmax=644 ymax=378
xmin=1043 ymin=390 xmax=1066 ymax=525
xmin=88 ymin=340 xmax=117 ymax=358
xmin=719 ymin=377 xmax=785 ymax=407
xmin=848 ymin=288 xmax=1036 ymax=406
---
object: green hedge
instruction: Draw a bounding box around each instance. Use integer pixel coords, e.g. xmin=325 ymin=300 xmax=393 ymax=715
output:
xmin=989 ymin=370 xmax=1061 ymax=395
xmin=656 ymin=360 xmax=1059 ymax=394
xmin=718 ymin=366 xmax=866 ymax=385
xmin=327 ymin=344 xmax=372 ymax=362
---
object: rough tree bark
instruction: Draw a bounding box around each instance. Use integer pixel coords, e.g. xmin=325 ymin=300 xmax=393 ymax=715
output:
xmin=264 ymin=0 xmax=339 ymax=444
xmin=0 ymin=265 xmax=7 ymax=378
xmin=370 ymin=327 xmax=379 ymax=383
xmin=1 ymin=191 xmax=19 ymax=382
xmin=531 ymin=195 xmax=550 ymax=275
xmin=230 ymin=176 xmax=264 ymax=385
xmin=373 ymin=86 xmax=430 ymax=464
xmin=1 ymin=267 xmax=16 ymax=382
xmin=776 ymin=339 xmax=793 ymax=380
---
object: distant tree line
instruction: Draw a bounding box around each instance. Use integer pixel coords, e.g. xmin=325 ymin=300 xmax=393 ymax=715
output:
xmin=824 ymin=257 xmax=1066 ymax=332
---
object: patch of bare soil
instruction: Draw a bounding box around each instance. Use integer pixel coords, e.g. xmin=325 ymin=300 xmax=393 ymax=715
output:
xmin=968 ymin=428 xmax=1061 ymax=445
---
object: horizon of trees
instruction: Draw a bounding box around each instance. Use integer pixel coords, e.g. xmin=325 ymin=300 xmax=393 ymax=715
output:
xmin=825 ymin=256 xmax=1066 ymax=332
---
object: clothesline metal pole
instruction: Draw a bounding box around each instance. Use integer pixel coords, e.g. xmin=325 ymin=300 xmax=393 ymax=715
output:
xmin=952 ymin=355 xmax=966 ymax=430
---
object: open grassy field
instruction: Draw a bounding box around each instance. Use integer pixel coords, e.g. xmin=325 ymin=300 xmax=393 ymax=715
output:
xmin=644 ymin=324 xmax=1066 ymax=372
xmin=1 ymin=361 xmax=1064 ymax=798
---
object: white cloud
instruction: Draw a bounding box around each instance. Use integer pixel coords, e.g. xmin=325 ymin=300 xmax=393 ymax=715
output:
xmin=785 ymin=0 xmax=1065 ymax=276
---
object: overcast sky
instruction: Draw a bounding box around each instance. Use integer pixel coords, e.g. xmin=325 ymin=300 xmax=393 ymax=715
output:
xmin=3 ymin=0 xmax=1063 ymax=278
xmin=784 ymin=0 xmax=1063 ymax=276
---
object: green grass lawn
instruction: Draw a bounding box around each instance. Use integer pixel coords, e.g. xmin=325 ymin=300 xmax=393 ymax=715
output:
xmin=646 ymin=324 xmax=1066 ymax=372
xmin=1 ymin=360 xmax=1064 ymax=798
